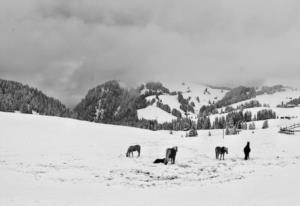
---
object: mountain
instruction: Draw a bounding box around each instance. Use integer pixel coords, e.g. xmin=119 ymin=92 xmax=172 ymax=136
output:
xmin=0 ymin=79 xmax=73 ymax=117
xmin=73 ymin=81 xmax=230 ymax=128
xmin=74 ymin=80 xmax=147 ymax=125
xmin=214 ymin=86 xmax=256 ymax=108
xmin=73 ymin=80 xmax=300 ymax=130
xmin=2 ymin=78 xmax=300 ymax=131
xmin=138 ymin=82 xmax=229 ymax=122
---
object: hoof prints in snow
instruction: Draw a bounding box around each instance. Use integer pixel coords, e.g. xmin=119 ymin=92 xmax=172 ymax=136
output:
xmin=0 ymin=155 xmax=297 ymax=188
xmin=99 ymin=159 xmax=275 ymax=188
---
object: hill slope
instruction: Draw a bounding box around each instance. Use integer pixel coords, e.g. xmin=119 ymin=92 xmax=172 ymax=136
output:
xmin=2 ymin=78 xmax=300 ymax=131
xmin=137 ymin=82 xmax=229 ymax=121
xmin=0 ymin=79 xmax=73 ymax=117
xmin=1 ymin=112 xmax=300 ymax=205
xmin=74 ymin=80 xmax=146 ymax=125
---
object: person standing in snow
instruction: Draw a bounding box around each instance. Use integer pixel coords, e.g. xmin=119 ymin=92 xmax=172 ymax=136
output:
xmin=244 ymin=142 xmax=251 ymax=160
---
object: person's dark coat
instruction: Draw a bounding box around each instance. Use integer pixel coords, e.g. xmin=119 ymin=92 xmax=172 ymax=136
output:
xmin=244 ymin=142 xmax=251 ymax=160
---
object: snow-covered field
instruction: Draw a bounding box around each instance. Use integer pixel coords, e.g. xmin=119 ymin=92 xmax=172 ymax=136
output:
xmin=137 ymin=105 xmax=177 ymax=123
xmin=1 ymin=112 xmax=300 ymax=205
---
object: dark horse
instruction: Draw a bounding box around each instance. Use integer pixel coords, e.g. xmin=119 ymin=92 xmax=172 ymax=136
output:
xmin=244 ymin=142 xmax=251 ymax=160
xmin=215 ymin=146 xmax=228 ymax=160
xmin=126 ymin=145 xmax=141 ymax=157
xmin=153 ymin=158 xmax=166 ymax=164
xmin=164 ymin=146 xmax=178 ymax=165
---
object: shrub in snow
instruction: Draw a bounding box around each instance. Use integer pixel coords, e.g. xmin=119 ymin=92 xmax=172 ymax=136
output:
xmin=262 ymin=120 xmax=269 ymax=129
xmin=241 ymin=122 xmax=248 ymax=130
xmin=187 ymin=128 xmax=198 ymax=137
xmin=225 ymin=127 xmax=230 ymax=135
xmin=248 ymin=122 xmax=256 ymax=130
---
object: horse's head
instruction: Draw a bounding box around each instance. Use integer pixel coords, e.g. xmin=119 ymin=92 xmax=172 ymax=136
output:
xmin=126 ymin=149 xmax=130 ymax=157
xmin=225 ymin=147 xmax=228 ymax=154
xmin=173 ymin=146 xmax=178 ymax=152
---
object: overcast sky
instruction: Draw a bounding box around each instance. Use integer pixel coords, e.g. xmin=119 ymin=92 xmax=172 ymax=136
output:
xmin=1 ymin=0 xmax=300 ymax=106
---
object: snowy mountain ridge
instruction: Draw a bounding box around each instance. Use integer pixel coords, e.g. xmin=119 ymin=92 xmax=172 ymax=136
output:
xmin=1 ymin=78 xmax=300 ymax=128
xmin=136 ymin=82 xmax=300 ymax=124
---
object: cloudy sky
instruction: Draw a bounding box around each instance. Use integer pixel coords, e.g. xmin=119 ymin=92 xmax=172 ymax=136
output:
xmin=1 ymin=0 xmax=300 ymax=106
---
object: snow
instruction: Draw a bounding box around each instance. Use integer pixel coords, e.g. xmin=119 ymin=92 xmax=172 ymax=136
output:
xmin=157 ymin=95 xmax=182 ymax=111
xmin=1 ymin=111 xmax=300 ymax=205
xmin=164 ymin=82 xmax=228 ymax=114
xmin=221 ymin=87 xmax=300 ymax=110
xmin=137 ymin=105 xmax=177 ymax=123
xmin=145 ymin=94 xmax=182 ymax=114
xmin=140 ymin=82 xmax=228 ymax=122
xmin=140 ymin=84 xmax=300 ymax=124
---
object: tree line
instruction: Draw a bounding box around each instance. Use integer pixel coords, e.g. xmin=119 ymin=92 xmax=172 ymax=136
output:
xmin=0 ymin=79 xmax=278 ymax=131
xmin=0 ymin=79 xmax=74 ymax=117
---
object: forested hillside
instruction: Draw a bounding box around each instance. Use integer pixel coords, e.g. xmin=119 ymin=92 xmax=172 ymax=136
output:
xmin=74 ymin=80 xmax=147 ymax=125
xmin=0 ymin=79 xmax=73 ymax=117
xmin=0 ymin=78 xmax=298 ymax=131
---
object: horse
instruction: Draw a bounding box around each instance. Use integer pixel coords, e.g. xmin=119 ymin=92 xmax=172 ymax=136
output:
xmin=215 ymin=146 xmax=228 ymax=160
xmin=153 ymin=158 xmax=166 ymax=164
xmin=126 ymin=145 xmax=141 ymax=157
xmin=244 ymin=142 xmax=251 ymax=160
xmin=164 ymin=146 xmax=178 ymax=165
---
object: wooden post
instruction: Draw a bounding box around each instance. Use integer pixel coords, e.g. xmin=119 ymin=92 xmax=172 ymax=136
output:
xmin=223 ymin=127 xmax=224 ymax=139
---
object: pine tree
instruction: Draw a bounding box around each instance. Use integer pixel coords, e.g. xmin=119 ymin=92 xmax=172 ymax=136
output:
xmin=262 ymin=120 xmax=269 ymax=129
xmin=248 ymin=122 xmax=256 ymax=130
xmin=225 ymin=127 xmax=230 ymax=135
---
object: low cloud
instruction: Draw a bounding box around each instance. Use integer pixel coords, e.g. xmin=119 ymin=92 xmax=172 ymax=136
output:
xmin=1 ymin=0 xmax=300 ymax=106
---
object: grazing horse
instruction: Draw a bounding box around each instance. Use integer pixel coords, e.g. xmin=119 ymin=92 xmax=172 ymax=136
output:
xmin=164 ymin=146 xmax=178 ymax=165
xmin=215 ymin=146 xmax=228 ymax=160
xmin=153 ymin=158 xmax=166 ymax=164
xmin=244 ymin=142 xmax=251 ymax=160
xmin=126 ymin=145 xmax=141 ymax=157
